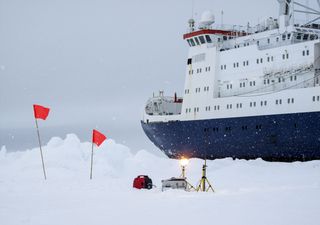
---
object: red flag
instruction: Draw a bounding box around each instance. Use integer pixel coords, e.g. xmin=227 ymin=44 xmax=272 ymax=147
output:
xmin=33 ymin=104 xmax=50 ymax=120
xmin=92 ymin=129 xmax=107 ymax=147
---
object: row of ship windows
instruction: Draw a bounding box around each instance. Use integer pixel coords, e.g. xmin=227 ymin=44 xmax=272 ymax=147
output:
xmin=185 ymin=98 xmax=299 ymax=113
xmin=186 ymin=86 xmax=210 ymax=94
xmin=186 ymin=35 xmax=213 ymax=47
xmin=202 ymin=123 xmax=299 ymax=133
xmin=188 ymin=66 xmax=211 ymax=75
xmin=220 ymin=50 xmax=309 ymax=70
xmin=225 ymin=76 xmax=297 ymax=90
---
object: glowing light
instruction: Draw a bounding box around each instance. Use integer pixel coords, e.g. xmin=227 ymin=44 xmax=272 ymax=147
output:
xmin=179 ymin=157 xmax=189 ymax=167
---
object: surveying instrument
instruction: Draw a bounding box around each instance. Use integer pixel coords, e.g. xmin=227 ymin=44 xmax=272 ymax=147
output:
xmin=196 ymin=128 xmax=214 ymax=192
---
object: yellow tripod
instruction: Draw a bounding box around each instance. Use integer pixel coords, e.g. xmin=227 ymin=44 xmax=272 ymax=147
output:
xmin=196 ymin=159 xmax=214 ymax=192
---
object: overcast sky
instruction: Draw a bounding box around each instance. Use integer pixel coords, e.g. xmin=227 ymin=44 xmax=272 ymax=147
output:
xmin=2 ymin=0 xmax=313 ymax=151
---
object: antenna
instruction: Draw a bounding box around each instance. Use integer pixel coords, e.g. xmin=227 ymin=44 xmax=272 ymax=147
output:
xmin=191 ymin=0 xmax=194 ymax=19
xmin=221 ymin=10 xmax=224 ymax=26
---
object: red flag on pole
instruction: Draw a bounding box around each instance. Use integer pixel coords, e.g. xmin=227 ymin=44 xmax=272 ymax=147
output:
xmin=92 ymin=129 xmax=107 ymax=147
xmin=33 ymin=104 xmax=50 ymax=120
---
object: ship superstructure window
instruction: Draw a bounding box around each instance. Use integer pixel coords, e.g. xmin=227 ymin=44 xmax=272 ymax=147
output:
xmin=302 ymin=50 xmax=309 ymax=56
xmin=249 ymin=81 xmax=256 ymax=86
xmin=214 ymin=105 xmax=220 ymax=110
xmin=226 ymin=104 xmax=232 ymax=109
xmin=205 ymin=106 xmax=211 ymax=111
xmin=199 ymin=36 xmax=206 ymax=44
xmin=260 ymin=101 xmax=267 ymax=106
xmin=185 ymin=89 xmax=190 ymax=94
xmin=250 ymin=102 xmax=256 ymax=107
xmin=287 ymin=98 xmax=294 ymax=104
xmin=195 ymin=87 xmax=201 ymax=93
xmin=312 ymin=96 xmax=320 ymax=101
xmin=236 ymin=103 xmax=243 ymax=108
xmin=189 ymin=39 xmax=195 ymax=46
xmin=194 ymin=107 xmax=199 ymax=112
xmin=240 ymin=82 xmax=246 ymax=88
xmin=187 ymin=58 xmax=192 ymax=65
xmin=205 ymin=35 xmax=212 ymax=43
xmin=194 ymin=37 xmax=200 ymax=45
xmin=276 ymin=99 xmax=282 ymax=105
xmin=227 ymin=84 xmax=233 ymax=89
xmin=204 ymin=86 xmax=209 ymax=91
xmin=205 ymin=66 xmax=211 ymax=72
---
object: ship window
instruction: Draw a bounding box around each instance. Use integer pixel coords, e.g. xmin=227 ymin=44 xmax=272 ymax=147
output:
xmin=189 ymin=39 xmax=195 ymax=46
xmin=276 ymin=37 xmax=279 ymax=42
xmin=307 ymin=50 xmax=310 ymax=55
xmin=267 ymin=38 xmax=270 ymax=44
xmin=256 ymin=59 xmax=259 ymax=64
xmin=205 ymin=35 xmax=212 ymax=43
xmin=224 ymin=65 xmax=226 ymax=69
xmin=318 ymin=96 xmax=320 ymax=101
xmin=221 ymin=65 xmax=223 ymax=70
xmin=260 ymin=58 xmax=263 ymax=63
xmin=271 ymin=56 xmax=274 ymax=61
xmin=288 ymin=33 xmax=291 ymax=39
xmin=303 ymin=34 xmax=309 ymax=40
xmin=313 ymin=96 xmax=316 ymax=101
xmin=187 ymin=58 xmax=192 ymax=65
xmin=303 ymin=50 xmax=305 ymax=56
xmin=280 ymin=99 xmax=282 ymax=104
xmin=294 ymin=75 xmax=297 ymax=80
xmin=276 ymin=99 xmax=279 ymax=105
xmin=223 ymin=36 xmax=228 ymax=41
xmin=297 ymin=34 xmax=301 ymax=40
xmin=267 ymin=57 xmax=270 ymax=62
xmin=194 ymin=37 xmax=200 ymax=45
xmin=282 ymin=54 xmax=285 ymax=59
xmin=282 ymin=34 xmax=286 ymax=41
xmin=187 ymin=40 xmax=192 ymax=47
xmin=246 ymin=60 xmax=249 ymax=66
xmin=292 ymin=98 xmax=294 ymax=103
xmin=199 ymin=36 xmax=206 ymax=44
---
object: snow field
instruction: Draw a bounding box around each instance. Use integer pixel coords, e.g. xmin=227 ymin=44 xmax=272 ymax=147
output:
xmin=0 ymin=134 xmax=319 ymax=225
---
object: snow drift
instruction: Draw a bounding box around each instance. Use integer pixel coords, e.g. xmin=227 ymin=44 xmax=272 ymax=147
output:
xmin=0 ymin=134 xmax=319 ymax=225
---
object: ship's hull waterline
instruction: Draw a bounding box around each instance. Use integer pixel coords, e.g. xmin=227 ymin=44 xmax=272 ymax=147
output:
xmin=141 ymin=111 xmax=320 ymax=162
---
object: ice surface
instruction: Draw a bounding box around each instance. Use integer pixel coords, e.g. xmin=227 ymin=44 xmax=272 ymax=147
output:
xmin=0 ymin=134 xmax=319 ymax=225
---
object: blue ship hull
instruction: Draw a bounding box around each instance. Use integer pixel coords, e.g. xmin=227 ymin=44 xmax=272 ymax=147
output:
xmin=141 ymin=111 xmax=320 ymax=161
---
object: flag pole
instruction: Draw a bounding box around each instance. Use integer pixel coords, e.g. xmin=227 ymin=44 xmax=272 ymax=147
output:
xmin=90 ymin=141 xmax=94 ymax=179
xmin=35 ymin=118 xmax=47 ymax=180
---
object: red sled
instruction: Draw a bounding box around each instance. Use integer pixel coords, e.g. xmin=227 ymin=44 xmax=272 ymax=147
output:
xmin=133 ymin=175 xmax=153 ymax=189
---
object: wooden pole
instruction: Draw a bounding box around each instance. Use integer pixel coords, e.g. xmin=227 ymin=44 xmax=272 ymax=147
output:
xmin=90 ymin=141 xmax=94 ymax=179
xmin=35 ymin=118 xmax=47 ymax=180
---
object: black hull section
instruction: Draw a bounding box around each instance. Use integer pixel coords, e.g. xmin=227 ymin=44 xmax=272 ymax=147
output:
xmin=141 ymin=112 xmax=320 ymax=162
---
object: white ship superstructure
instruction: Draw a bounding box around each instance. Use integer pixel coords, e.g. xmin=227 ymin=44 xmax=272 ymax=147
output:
xmin=141 ymin=0 xmax=320 ymax=161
